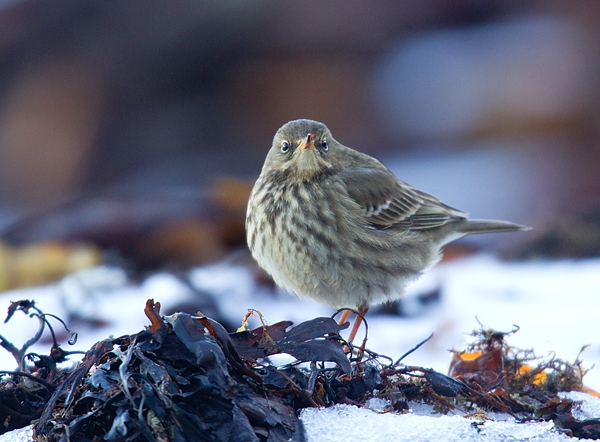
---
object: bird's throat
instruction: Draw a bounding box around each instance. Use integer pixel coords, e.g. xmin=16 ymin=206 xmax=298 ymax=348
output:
xmin=292 ymin=151 xmax=331 ymax=181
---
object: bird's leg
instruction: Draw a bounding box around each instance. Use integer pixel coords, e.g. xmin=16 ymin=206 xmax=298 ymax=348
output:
xmin=337 ymin=309 xmax=353 ymax=356
xmin=336 ymin=308 xmax=369 ymax=358
xmin=347 ymin=307 xmax=368 ymax=344
xmin=349 ymin=307 xmax=369 ymax=361
xmin=337 ymin=308 xmax=368 ymax=342
xmin=337 ymin=309 xmax=351 ymax=326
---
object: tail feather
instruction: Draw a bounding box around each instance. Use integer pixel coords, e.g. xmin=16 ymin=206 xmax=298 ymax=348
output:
xmin=458 ymin=219 xmax=531 ymax=235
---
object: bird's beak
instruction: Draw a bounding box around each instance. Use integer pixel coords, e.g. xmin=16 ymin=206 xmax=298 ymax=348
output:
xmin=297 ymin=133 xmax=315 ymax=151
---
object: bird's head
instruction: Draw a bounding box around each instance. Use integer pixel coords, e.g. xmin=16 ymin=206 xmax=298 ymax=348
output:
xmin=263 ymin=119 xmax=336 ymax=181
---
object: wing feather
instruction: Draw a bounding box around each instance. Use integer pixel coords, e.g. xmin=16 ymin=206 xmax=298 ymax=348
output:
xmin=337 ymin=155 xmax=467 ymax=231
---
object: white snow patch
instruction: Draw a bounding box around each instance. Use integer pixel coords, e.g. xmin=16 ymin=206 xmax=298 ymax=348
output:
xmin=559 ymin=391 xmax=600 ymax=421
xmin=300 ymin=404 xmax=571 ymax=442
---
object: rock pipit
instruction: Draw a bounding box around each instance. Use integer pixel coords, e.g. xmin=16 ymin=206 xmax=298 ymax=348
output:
xmin=246 ymin=119 xmax=529 ymax=343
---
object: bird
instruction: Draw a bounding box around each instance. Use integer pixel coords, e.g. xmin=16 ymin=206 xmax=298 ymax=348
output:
xmin=246 ymin=119 xmax=529 ymax=344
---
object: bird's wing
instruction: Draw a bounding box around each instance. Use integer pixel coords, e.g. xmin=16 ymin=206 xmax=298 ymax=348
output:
xmin=339 ymin=166 xmax=468 ymax=230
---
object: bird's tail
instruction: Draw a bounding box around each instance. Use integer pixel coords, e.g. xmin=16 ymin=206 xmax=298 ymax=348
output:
xmin=458 ymin=219 xmax=531 ymax=235
xmin=434 ymin=219 xmax=530 ymax=246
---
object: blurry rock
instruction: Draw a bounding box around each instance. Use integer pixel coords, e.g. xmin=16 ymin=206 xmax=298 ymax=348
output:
xmin=510 ymin=205 xmax=600 ymax=259
xmin=228 ymin=53 xmax=379 ymax=151
xmin=374 ymin=15 xmax=596 ymax=141
xmin=213 ymin=178 xmax=252 ymax=216
xmin=117 ymin=179 xmax=253 ymax=267
xmin=0 ymin=60 xmax=103 ymax=207
xmin=2 ymin=178 xmax=252 ymax=269
xmin=139 ymin=218 xmax=227 ymax=267
xmin=0 ymin=240 xmax=102 ymax=292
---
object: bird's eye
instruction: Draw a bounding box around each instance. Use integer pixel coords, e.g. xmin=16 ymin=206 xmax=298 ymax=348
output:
xmin=322 ymin=138 xmax=328 ymax=151
xmin=281 ymin=141 xmax=290 ymax=153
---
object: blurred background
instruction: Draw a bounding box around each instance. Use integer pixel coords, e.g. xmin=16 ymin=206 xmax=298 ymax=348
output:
xmin=0 ymin=0 xmax=600 ymax=285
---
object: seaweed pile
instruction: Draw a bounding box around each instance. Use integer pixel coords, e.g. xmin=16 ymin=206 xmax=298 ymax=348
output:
xmin=0 ymin=299 xmax=598 ymax=441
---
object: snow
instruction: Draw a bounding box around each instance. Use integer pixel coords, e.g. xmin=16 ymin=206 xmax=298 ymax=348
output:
xmin=559 ymin=391 xmax=600 ymax=421
xmin=1 ymin=255 xmax=600 ymax=441
xmin=300 ymin=404 xmax=571 ymax=442
xmin=0 ymin=426 xmax=32 ymax=442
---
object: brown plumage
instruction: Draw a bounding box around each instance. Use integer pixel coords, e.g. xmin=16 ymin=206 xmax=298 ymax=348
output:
xmin=246 ymin=119 xmax=529 ymax=340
